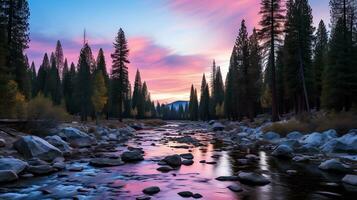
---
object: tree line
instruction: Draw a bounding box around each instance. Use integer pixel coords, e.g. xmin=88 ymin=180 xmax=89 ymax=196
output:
xmin=0 ymin=0 xmax=162 ymax=121
xmin=187 ymin=0 xmax=357 ymax=122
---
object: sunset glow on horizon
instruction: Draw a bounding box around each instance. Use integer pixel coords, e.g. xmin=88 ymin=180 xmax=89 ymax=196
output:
xmin=27 ymin=0 xmax=330 ymax=103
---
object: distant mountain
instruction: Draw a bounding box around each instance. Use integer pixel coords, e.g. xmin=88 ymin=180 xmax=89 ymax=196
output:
xmin=166 ymin=100 xmax=189 ymax=111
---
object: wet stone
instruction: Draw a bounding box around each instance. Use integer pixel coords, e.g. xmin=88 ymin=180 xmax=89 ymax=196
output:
xmin=142 ymin=186 xmax=160 ymax=195
xmin=182 ymin=159 xmax=194 ymax=166
xmin=180 ymin=153 xmax=194 ymax=160
xmin=216 ymin=176 xmax=240 ymax=181
xmin=228 ymin=184 xmax=243 ymax=192
xmin=157 ymin=166 xmax=173 ymax=172
xmin=136 ymin=196 xmax=151 ymax=200
xmin=192 ymin=193 xmax=203 ymax=199
xmin=178 ymin=191 xmax=193 ymax=197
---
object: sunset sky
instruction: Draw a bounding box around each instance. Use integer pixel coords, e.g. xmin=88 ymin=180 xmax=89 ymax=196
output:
xmin=27 ymin=0 xmax=330 ymax=103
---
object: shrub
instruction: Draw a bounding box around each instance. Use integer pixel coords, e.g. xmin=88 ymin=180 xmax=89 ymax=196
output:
xmin=262 ymin=119 xmax=313 ymax=136
xmin=27 ymin=94 xmax=70 ymax=121
xmin=262 ymin=112 xmax=357 ymax=135
xmin=0 ymin=80 xmax=27 ymax=119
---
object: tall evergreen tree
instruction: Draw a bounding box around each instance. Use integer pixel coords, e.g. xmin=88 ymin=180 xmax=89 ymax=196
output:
xmin=36 ymin=53 xmax=50 ymax=95
xmin=236 ymin=19 xmax=250 ymax=120
xmin=210 ymin=60 xmax=217 ymax=117
xmin=132 ymin=69 xmax=144 ymax=118
xmin=76 ymin=44 xmax=93 ymax=121
xmin=189 ymin=85 xmax=199 ymax=121
xmin=96 ymin=48 xmax=109 ymax=118
xmin=225 ymin=46 xmax=239 ymax=120
xmin=46 ymin=52 xmax=62 ymax=105
xmin=214 ymin=66 xmax=225 ymax=117
xmin=199 ymin=74 xmax=210 ymax=121
xmin=30 ymin=61 xmax=36 ymax=97
xmin=247 ymin=28 xmax=263 ymax=120
xmin=283 ymin=0 xmax=314 ymax=113
xmin=259 ymin=0 xmax=285 ymax=121
xmin=313 ymin=20 xmax=328 ymax=110
xmin=111 ymin=28 xmax=129 ymax=121
xmin=55 ymin=40 xmax=64 ymax=77
xmin=3 ymin=0 xmax=30 ymax=99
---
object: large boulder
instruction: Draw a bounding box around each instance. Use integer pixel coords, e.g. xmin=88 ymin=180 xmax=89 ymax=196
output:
xmin=14 ymin=136 xmax=63 ymax=161
xmin=286 ymin=131 xmax=303 ymax=140
xmin=27 ymin=164 xmax=56 ymax=175
xmin=212 ymin=122 xmax=225 ymax=131
xmin=262 ymin=132 xmax=280 ymax=141
xmin=318 ymin=159 xmax=351 ymax=173
xmin=45 ymin=135 xmax=73 ymax=155
xmin=238 ymin=172 xmax=270 ymax=186
xmin=320 ymin=131 xmax=357 ymax=153
xmin=58 ymin=127 xmax=96 ymax=148
xmin=0 ymin=170 xmax=18 ymax=183
xmin=322 ymin=129 xmax=338 ymax=139
xmin=0 ymin=158 xmax=28 ymax=174
xmin=121 ymin=151 xmax=144 ymax=162
xmin=163 ymin=154 xmax=182 ymax=167
xmin=342 ymin=174 xmax=357 ymax=186
xmin=301 ymin=132 xmax=329 ymax=147
xmin=272 ymin=145 xmax=293 ymax=159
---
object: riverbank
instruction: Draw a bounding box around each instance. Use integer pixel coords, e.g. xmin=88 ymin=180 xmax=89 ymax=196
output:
xmin=0 ymin=120 xmax=357 ymax=199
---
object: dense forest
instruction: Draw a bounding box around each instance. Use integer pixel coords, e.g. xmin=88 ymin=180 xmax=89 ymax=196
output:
xmin=0 ymin=0 xmax=356 ymax=123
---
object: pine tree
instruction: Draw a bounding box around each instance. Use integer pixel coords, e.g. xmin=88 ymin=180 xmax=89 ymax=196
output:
xmin=96 ymin=48 xmax=109 ymax=118
xmin=142 ymin=81 xmax=149 ymax=117
xmin=30 ymin=61 xmax=36 ymax=97
xmin=225 ymin=46 xmax=239 ymax=120
xmin=111 ymin=28 xmax=129 ymax=121
xmin=189 ymin=85 xmax=199 ymax=121
xmin=247 ymin=28 xmax=263 ymax=120
xmin=55 ymin=40 xmax=64 ymax=77
xmin=236 ymin=19 xmax=250 ymax=120
xmin=92 ymin=71 xmax=108 ymax=124
xmin=36 ymin=53 xmax=50 ymax=95
xmin=313 ymin=20 xmax=328 ymax=110
xmin=210 ymin=60 xmax=217 ymax=117
xmin=132 ymin=69 xmax=144 ymax=118
xmin=199 ymin=74 xmax=210 ymax=121
xmin=259 ymin=0 xmax=285 ymax=121
xmin=214 ymin=67 xmax=224 ymax=118
xmin=283 ymin=0 xmax=314 ymax=113
xmin=3 ymin=0 xmax=30 ymax=99
xmin=76 ymin=44 xmax=93 ymax=121
xmin=47 ymin=52 xmax=62 ymax=105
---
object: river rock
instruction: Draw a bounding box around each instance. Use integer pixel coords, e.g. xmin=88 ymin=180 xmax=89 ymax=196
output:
xmin=0 ymin=158 xmax=28 ymax=175
xmin=14 ymin=136 xmax=63 ymax=161
xmin=216 ymin=175 xmax=240 ymax=181
xmin=0 ymin=138 xmax=5 ymax=147
xmin=157 ymin=166 xmax=173 ymax=172
xmin=121 ymin=151 xmax=144 ymax=162
xmin=130 ymin=124 xmax=143 ymax=130
xmin=180 ymin=153 xmax=194 ymax=160
xmin=58 ymin=127 xmax=96 ymax=148
xmin=89 ymin=158 xmax=124 ymax=167
xmin=142 ymin=186 xmax=160 ymax=195
xmin=286 ymin=131 xmax=303 ymax=140
xmin=301 ymin=132 xmax=329 ymax=147
xmin=342 ymin=174 xmax=357 ymax=186
xmin=182 ymin=159 xmax=194 ymax=166
xmin=212 ymin=122 xmax=225 ymax=131
xmin=238 ymin=172 xmax=270 ymax=185
xmin=27 ymin=164 xmax=56 ymax=175
xmin=136 ymin=196 xmax=151 ymax=200
xmin=163 ymin=154 xmax=182 ymax=167
xmin=227 ymin=184 xmax=243 ymax=192
xmin=0 ymin=170 xmax=18 ymax=183
xmin=45 ymin=135 xmax=72 ymax=155
xmin=318 ymin=159 xmax=351 ymax=173
xmin=262 ymin=131 xmax=280 ymax=141
xmin=178 ymin=191 xmax=193 ymax=197
xmin=321 ymin=131 xmax=357 ymax=153
xmin=272 ymin=145 xmax=293 ymax=159
xmin=292 ymin=155 xmax=310 ymax=162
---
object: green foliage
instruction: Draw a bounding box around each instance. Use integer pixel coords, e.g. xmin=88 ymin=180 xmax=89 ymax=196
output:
xmin=0 ymin=80 xmax=27 ymax=119
xmin=199 ymin=74 xmax=210 ymax=121
xmin=92 ymin=71 xmax=108 ymax=120
xmin=111 ymin=28 xmax=130 ymax=121
xmin=189 ymin=85 xmax=199 ymax=120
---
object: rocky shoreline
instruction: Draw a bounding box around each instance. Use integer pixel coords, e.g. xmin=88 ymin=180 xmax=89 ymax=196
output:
xmin=0 ymin=120 xmax=357 ymax=199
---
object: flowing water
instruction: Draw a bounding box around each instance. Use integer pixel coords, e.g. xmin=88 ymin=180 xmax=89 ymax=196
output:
xmin=0 ymin=122 xmax=355 ymax=200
